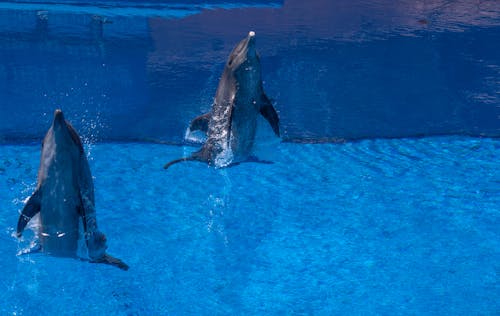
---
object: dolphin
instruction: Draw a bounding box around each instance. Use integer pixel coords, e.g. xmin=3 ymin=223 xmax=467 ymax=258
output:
xmin=164 ymin=31 xmax=280 ymax=169
xmin=16 ymin=109 xmax=128 ymax=270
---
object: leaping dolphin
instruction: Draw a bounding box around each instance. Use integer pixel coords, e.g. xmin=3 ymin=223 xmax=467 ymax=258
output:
xmin=16 ymin=109 xmax=128 ymax=270
xmin=164 ymin=31 xmax=280 ymax=169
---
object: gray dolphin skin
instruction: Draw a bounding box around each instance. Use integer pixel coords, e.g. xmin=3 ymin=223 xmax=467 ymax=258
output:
xmin=164 ymin=31 xmax=280 ymax=169
xmin=17 ymin=109 xmax=128 ymax=270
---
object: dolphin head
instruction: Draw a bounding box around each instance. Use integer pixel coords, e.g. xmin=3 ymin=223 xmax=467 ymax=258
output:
xmin=227 ymin=31 xmax=262 ymax=90
xmin=51 ymin=109 xmax=83 ymax=149
xmin=42 ymin=109 xmax=84 ymax=159
xmin=38 ymin=109 xmax=85 ymax=185
xmin=52 ymin=109 xmax=68 ymax=135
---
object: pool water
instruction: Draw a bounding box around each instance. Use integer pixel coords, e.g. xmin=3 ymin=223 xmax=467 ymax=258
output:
xmin=1 ymin=0 xmax=499 ymax=314
xmin=1 ymin=137 xmax=498 ymax=314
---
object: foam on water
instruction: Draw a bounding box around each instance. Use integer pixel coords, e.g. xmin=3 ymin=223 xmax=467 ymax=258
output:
xmin=0 ymin=137 xmax=498 ymax=314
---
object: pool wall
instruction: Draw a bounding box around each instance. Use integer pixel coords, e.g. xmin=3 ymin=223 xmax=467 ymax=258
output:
xmin=0 ymin=0 xmax=499 ymax=143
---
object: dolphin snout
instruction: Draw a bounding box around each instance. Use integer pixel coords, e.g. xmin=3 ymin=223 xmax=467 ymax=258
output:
xmin=53 ymin=109 xmax=65 ymax=127
xmin=246 ymin=31 xmax=256 ymax=56
xmin=248 ymin=31 xmax=256 ymax=45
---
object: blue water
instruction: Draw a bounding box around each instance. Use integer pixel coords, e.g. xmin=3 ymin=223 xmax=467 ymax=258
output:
xmin=1 ymin=0 xmax=500 ymax=314
xmin=1 ymin=137 xmax=498 ymax=314
xmin=1 ymin=0 xmax=500 ymax=142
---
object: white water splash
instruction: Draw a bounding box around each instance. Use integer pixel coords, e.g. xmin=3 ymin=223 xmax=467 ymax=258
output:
xmin=79 ymin=110 xmax=105 ymax=161
xmin=184 ymin=127 xmax=207 ymax=144
xmin=206 ymin=171 xmax=232 ymax=246
xmin=214 ymin=142 xmax=234 ymax=168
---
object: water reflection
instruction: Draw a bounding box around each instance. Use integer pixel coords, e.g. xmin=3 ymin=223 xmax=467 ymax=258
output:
xmin=0 ymin=0 xmax=499 ymax=143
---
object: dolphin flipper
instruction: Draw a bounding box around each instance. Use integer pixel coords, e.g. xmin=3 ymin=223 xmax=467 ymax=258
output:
xmin=259 ymin=95 xmax=280 ymax=137
xmin=92 ymin=253 xmax=129 ymax=271
xmin=247 ymin=155 xmax=274 ymax=165
xmin=163 ymin=156 xmax=199 ymax=169
xmin=17 ymin=189 xmax=41 ymax=237
xmin=189 ymin=113 xmax=211 ymax=133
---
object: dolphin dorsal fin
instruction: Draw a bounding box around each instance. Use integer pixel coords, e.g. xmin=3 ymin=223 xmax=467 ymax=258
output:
xmin=17 ymin=189 xmax=41 ymax=237
xmin=259 ymin=95 xmax=280 ymax=137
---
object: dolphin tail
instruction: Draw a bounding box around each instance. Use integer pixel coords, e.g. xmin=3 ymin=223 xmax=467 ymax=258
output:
xmin=163 ymin=156 xmax=199 ymax=169
xmin=93 ymin=253 xmax=129 ymax=271
xmin=17 ymin=189 xmax=41 ymax=237
xmin=259 ymin=94 xmax=280 ymax=137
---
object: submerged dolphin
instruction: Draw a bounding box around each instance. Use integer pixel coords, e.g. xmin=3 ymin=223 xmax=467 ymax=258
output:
xmin=164 ymin=31 xmax=280 ymax=169
xmin=16 ymin=109 xmax=128 ymax=270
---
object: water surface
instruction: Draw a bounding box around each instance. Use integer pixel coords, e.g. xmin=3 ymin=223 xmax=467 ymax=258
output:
xmin=1 ymin=137 xmax=498 ymax=314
